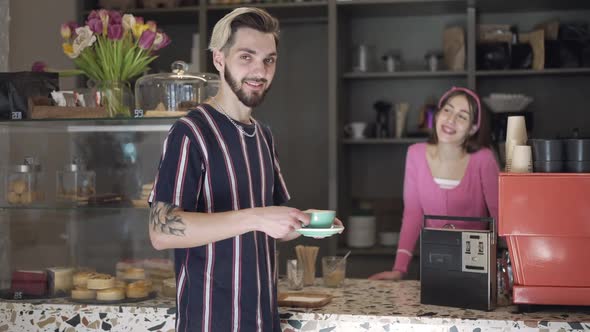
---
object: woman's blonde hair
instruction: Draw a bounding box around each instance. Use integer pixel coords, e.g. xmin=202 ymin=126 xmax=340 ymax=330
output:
xmin=208 ymin=7 xmax=280 ymax=53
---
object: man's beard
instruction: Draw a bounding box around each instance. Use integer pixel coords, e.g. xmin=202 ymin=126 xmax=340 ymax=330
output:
xmin=224 ymin=66 xmax=271 ymax=108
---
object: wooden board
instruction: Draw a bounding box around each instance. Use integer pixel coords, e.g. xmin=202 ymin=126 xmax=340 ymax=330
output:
xmin=277 ymin=292 xmax=332 ymax=308
xmin=29 ymin=105 xmax=107 ymax=119
xmin=144 ymin=110 xmax=188 ymax=118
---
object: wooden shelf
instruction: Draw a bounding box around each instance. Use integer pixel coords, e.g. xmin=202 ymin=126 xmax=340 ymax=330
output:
xmin=81 ymin=7 xmax=200 ymax=24
xmin=342 ymin=71 xmax=467 ymax=79
xmin=342 ymin=138 xmax=427 ymax=144
xmin=474 ymin=0 xmax=590 ymax=13
xmin=207 ymin=1 xmax=328 ymax=20
xmin=476 ymin=68 xmax=590 ymax=77
xmin=336 ymin=0 xmax=467 ymax=17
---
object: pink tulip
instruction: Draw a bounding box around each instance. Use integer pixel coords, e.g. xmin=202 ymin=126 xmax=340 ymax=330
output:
xmin=60 ymin=24 xmax=71 ymax=39
xmin=88 ymin=18 xmax=103 ymax=35
xmin=153 ymin=32 xmax=171 ymax=51
xmin=31 ymin=61 xmax=47 ymax=72
xmin=67 ymin=21 xmax=79 ymax=32
xmin=109 ymin=11 xmax=122 ymax=25
xmin=108 ymin=24 xmax=123 ymax=40
xmin=68 ymin=22 xmax=79 ymax=39
xmin=87 ymin=10 xmax=99 ymax=21
xmin=138 ymin=29 xmax=156 ymax=49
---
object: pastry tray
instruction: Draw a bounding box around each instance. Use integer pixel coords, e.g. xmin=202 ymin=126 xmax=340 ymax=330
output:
xmin=69 ymin=291 xmax=157 ymax=305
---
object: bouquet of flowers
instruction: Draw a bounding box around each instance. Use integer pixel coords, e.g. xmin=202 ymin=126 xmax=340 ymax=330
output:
xmin=61 ymin=10 xmax=170 ymax=116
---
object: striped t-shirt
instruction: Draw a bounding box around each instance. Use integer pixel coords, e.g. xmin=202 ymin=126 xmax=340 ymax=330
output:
xmin=149 ymin=104 xmax=290 ymax=332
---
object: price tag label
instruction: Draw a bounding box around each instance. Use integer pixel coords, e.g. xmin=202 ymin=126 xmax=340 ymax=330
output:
xmin=11 ymin=112 xmax=23 ymax=120
xmin=13 ymin=291 xmax=23 ymax=300
xmin=134 ymin=109 xmax=144 ymax=118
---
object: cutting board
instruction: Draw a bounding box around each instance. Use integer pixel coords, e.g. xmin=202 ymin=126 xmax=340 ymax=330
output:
xmin=278 ymin=292 xmax=333 ymax=308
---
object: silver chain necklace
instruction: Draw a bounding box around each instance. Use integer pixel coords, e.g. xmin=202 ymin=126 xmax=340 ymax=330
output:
xmin=211 ymin=99 xmax=257 ymax=138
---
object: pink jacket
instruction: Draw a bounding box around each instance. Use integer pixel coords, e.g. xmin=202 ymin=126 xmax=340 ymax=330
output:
xmin=393 ymin=143 xmax=499 ymax=273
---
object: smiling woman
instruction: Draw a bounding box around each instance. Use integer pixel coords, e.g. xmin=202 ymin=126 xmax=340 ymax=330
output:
xmin=369 ymin=86 xmax=500 ymax=281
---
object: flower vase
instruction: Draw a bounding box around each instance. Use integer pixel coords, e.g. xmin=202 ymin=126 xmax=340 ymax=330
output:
xmin=98 ymin=81 xmax=134 ymax=118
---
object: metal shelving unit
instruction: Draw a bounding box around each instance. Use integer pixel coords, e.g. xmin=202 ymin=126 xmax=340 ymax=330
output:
xmin=342 ymin=71 xmax=468 ymax=79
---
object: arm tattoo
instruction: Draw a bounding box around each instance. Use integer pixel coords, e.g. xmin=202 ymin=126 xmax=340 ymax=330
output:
xmin=149 ymin=202 xmax=186 ymax=236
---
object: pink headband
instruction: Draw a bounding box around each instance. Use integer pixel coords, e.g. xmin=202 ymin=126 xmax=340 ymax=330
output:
xmin=437 ymin=86 xmax=481 ymax=132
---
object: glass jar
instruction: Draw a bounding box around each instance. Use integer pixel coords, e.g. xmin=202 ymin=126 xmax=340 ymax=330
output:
xmin=56 ymin=160 xmax=96 ymax=204
xmin=6 ymin=157 xmax=43 ymax=206
xmin=134 ymin=61 xmax=219 ymax=115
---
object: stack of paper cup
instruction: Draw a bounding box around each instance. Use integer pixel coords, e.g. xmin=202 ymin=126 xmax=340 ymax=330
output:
xmin=511 ymin=145 xmax=533 ymax=173
xmin=505 ymin=116 xmax=528 ymax=172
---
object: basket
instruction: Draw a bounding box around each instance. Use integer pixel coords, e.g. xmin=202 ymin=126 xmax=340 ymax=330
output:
xmin=483 ymin=93 xmax=533 ymax=113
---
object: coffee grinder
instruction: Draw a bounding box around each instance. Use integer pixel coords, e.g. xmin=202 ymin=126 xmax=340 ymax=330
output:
xmin=420 ymin=215 xmax=497 ymax=311
xmin=373 ymin=100 xmax=392 ymax=138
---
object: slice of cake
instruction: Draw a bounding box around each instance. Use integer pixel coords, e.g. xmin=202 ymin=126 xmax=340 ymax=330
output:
xmin=11 ymin=270 xmax=47 ymax=296
xmin=47 ymin=267 xmax=74 ymax=296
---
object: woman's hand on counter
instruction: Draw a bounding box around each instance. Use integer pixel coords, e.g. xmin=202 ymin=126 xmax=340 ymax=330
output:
xmin=368 ymin=270 xmax=403 ymax=281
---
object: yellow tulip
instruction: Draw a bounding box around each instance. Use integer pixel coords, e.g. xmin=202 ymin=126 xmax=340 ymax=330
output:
xmin=62 ymin=43 xmax=75 ymax=58
xmin=132 ymin=24 xmax=149 ymax=39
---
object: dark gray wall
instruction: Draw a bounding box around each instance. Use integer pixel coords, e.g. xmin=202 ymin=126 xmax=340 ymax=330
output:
xmin=253 ymin=21 xmax=331 ymax=276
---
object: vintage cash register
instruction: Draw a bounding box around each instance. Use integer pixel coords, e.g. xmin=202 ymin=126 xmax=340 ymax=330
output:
xmin=420 ymin=215 xmax=496 ymax=311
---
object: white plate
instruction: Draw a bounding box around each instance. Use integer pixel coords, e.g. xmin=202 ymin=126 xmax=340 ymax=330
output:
xmin=296 ymin=225 xmax=345 ymax=238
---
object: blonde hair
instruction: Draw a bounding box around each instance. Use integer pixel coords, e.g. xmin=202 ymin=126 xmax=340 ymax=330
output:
xmin=208 ymin=7 xmax=280 ymax=53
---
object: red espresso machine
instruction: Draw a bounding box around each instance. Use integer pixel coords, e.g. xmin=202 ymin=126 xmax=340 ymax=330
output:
xmin=499 ymin=173 xmax=590 ymax=306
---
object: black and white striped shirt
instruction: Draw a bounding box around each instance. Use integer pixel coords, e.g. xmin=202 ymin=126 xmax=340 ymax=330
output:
xmin=149 ymin=104 xmax=290 ymax=332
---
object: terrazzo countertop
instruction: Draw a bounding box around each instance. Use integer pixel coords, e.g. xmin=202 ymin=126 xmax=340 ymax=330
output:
xmin=1 ymin=279 xmax=590 ymax=331
xmin=0 ymin=295 xmax=177 ymax=332
xmin=279 ymin=279 xmax=590 ymax=332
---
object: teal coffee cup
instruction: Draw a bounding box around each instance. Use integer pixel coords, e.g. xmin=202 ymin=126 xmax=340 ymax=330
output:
xmin=304 ymin=209 xmax=336 ymax=228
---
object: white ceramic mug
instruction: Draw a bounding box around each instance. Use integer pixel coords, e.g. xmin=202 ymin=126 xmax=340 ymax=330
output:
xmin=379 ymin=232 xmax=400 ymax=246
xmin=344 ymin=122 xmax=367 ymax=139
xmin=346 ymin=215 xmax=376 ymax=248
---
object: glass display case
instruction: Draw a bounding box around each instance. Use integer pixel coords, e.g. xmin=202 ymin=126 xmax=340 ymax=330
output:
xmin=0 ymin=117 xmax=177 ymax=297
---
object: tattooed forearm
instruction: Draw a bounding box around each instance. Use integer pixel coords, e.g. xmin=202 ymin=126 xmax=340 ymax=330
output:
xmin=149 ymin=202 xmax=187 ymax=236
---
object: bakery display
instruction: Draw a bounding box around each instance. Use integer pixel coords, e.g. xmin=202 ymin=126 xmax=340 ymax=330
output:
xmin=132 ymin=182 xmax=153 ymax=207
xmin=116 ymin=259 xmax=142 ymax=279
xmin=11 ymin=270 xmax=47 ymax=296
xmin=126 ymin=280 xmax=152 ymax=299
xmin=6 ymin=159 xmax=44 ymax=205
xmin=71 ymin=287 xmax=96 ymax=300
xmin=123 ymin=268 xmax=146 ymax=281
xmin=47 ymin=267 xmax=74 ymax=296
xmin=115 ymin=279 xmax=127 ymax=289
xmin=96 ymin=287 xmax=125 ymax=301
xmin=143 ymin=258 xmax=175 ymax=292
xmin=86 ymin=274 xmax=115 ymax=290
xmin=73 ymin=271 xmax=96 ymax=288
xmin=162 ymin=278 xmax=176 ymax=298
